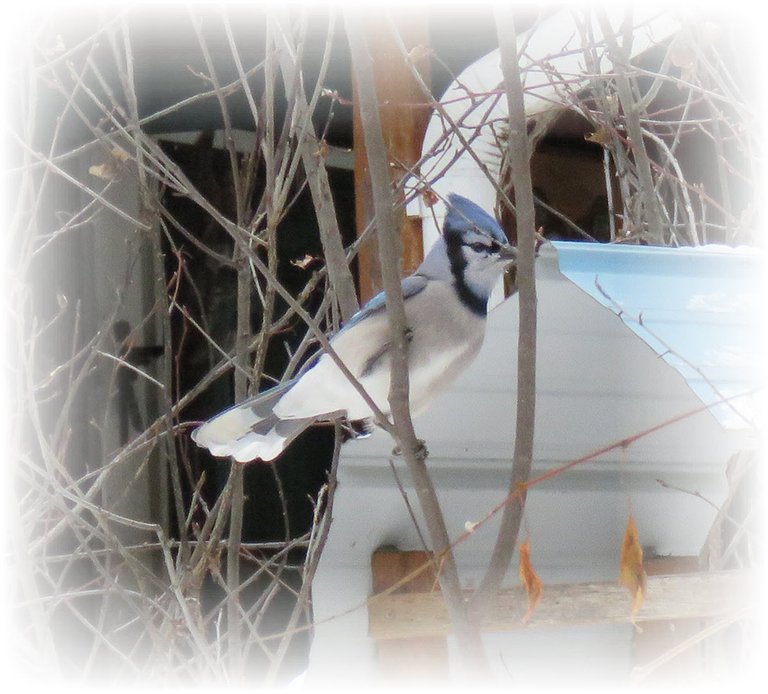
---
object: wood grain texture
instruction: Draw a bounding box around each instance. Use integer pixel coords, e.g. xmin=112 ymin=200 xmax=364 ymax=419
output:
xmin=352 ymin=8 xmax=429 ymax=302
xmin=371 ymin=549 xmax=449 ymax=682
xmin=368 ymin=570 xmax=754 ymax=639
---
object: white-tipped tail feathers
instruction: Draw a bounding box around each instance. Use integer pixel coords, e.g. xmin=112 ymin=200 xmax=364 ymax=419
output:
xmin=190 ymin=382 xmax=317 ymax=463
xmin=192 ymin=405 xmax=314 ymax=463
xmin=191 ymin=402 xmax=315 ymax=463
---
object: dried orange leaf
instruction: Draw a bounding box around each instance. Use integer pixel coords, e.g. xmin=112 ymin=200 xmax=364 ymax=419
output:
xmin=619 ymin=514 xmax=647 ymax=624
xmin=518 ymin=538 xmax=543 ymax=625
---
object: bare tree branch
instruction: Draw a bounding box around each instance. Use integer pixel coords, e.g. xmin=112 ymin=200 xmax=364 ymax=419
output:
xmin=469 ymin=3 xmax=538 ymax=619
xmin=272 ymin=9 xmax=360 ymax=322
xmin=344 ymin=8 xmax=489 ymax=677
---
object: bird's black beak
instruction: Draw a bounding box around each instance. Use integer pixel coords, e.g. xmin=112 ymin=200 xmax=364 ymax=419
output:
xmin=498 ymin=244 xmax=517 ymax=262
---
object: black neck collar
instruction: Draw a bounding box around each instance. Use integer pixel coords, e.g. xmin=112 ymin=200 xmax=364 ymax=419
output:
xmin=446 ymin=240 xmax=488 ymax=317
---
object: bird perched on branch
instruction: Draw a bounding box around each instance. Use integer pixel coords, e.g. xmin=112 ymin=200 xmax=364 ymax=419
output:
xmin=192 ymin=194 xmax=516 ymax=463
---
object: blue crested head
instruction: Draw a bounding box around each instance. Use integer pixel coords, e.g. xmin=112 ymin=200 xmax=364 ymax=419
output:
xmin=412 ymin=193 xmax=516 ymax=316
xmin=444 ymin=194 xmax=509 ymax=246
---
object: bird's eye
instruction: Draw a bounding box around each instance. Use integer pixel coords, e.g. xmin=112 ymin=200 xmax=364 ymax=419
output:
xmin=470 ymin=242 xmax=489 ymax=253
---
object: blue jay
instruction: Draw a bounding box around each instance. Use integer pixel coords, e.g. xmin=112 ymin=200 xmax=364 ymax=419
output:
xmin=191 ymin=194 xmax=516 ymax=462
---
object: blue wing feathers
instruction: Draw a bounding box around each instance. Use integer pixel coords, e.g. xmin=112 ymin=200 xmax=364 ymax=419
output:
xmin=339 ymin=275 xmax=428 ymax=333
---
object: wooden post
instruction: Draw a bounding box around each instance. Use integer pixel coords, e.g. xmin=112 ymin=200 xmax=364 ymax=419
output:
xmin=352 ymin=8 xmax=431 ymax=302
xmin=370 ymin=548 xmax=449 ymax=682
xmin=632 ymin=556 xmax=707 ymax=682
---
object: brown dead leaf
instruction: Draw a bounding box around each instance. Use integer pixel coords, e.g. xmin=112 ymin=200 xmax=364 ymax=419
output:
xmin=314 ymin=140 xmax=330 ymax=160
xmin=420 ymin=188 xmax=439 ymax=208
xmin=88 ymin=147 xmax=131 ymax=180
xmin=88 ymin=162 xmax=117 ymax=180
xmin=290 ymin=254 xmax=316 ymax=270
xmin=619 ymin=514 xmax=647 ymax=624
xmin=518 ymin=538 xmax=543 ymax=625
xmin=585 ymin=126 xmax=612 ymax=147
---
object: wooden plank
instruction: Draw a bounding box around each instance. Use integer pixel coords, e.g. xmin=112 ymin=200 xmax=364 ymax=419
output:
xmin=352 ymin=8 xmax=430 ymax=302
xmin=371 ymin=548 xmax=449 ymax=682
xmin=633 ymin=557 xmax=707 ymax=681
xmin=371 ymin=548 xmax=441 ymax=594
xmin=368 ymin=570 xmax=753 ymax=640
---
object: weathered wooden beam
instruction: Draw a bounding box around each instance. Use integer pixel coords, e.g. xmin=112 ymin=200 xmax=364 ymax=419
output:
xmin=352 ymin=7 xmax=430 ymax=302
xmin=368 ymin=570 xmax=754 ymax=639
xmin=371 ymin=549 xmax=448 ymax=681
xmin=633 ymin=557 xmax=709 ymax=681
